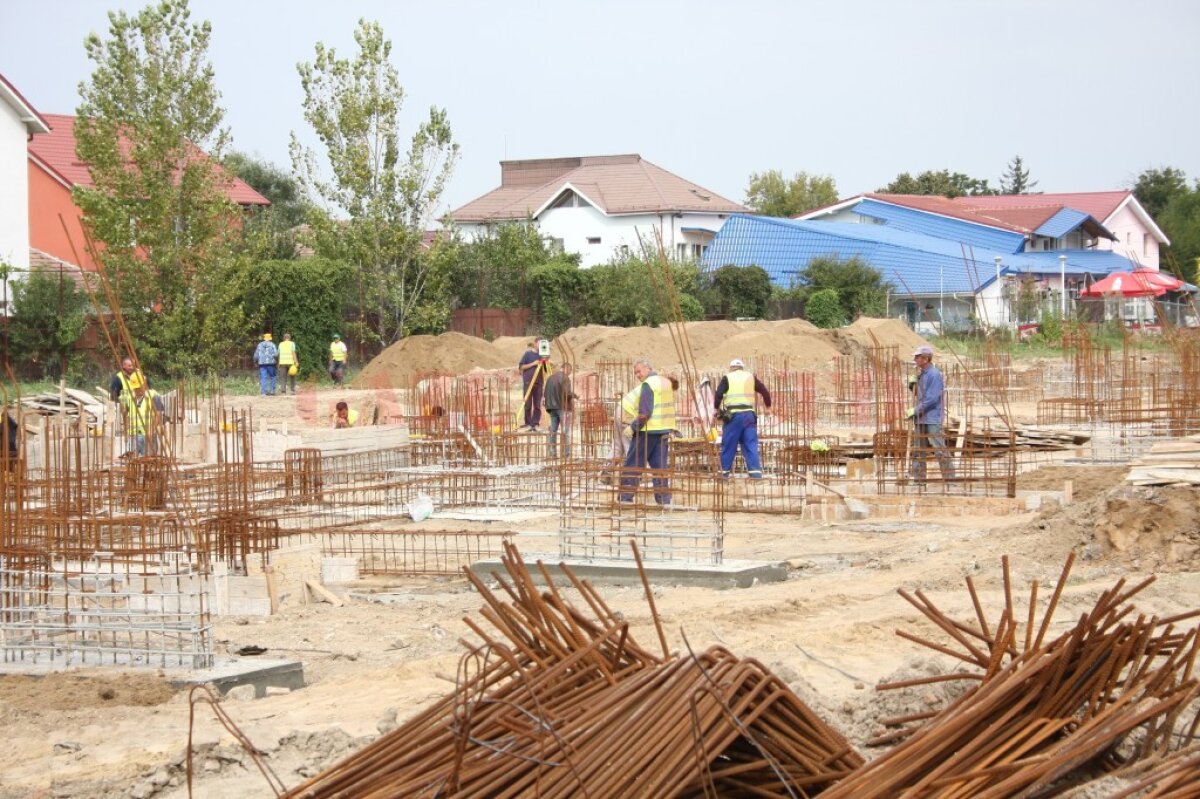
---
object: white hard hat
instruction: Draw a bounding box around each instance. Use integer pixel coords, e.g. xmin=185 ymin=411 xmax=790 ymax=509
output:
xmin=729 ymin=358 xmax=745 ymax=368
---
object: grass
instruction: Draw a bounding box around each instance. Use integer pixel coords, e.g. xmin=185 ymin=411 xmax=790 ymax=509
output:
xmin=6 ymin=368 xmax=362 ymax=399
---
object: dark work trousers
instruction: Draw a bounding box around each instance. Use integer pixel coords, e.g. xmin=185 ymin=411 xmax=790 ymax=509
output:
xmin=619 ymin=431 xmax=671 ymax=505
xmin=523 ymin=378 xmax=544 ymax=428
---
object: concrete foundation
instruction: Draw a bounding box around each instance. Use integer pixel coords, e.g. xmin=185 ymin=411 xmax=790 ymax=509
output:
xmin=172 ymin=657 xmax=305 ymax=698
xmin=471 ymin=555 xmax=788 ymax=590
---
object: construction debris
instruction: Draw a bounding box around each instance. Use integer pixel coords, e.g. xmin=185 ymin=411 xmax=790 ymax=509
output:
xmin=1127 ymin=434 xmax=1200 ymax=485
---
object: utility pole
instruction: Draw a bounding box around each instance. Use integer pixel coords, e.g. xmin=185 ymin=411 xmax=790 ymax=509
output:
xmin=1058 ymin=254 xmax=1067 ymax=318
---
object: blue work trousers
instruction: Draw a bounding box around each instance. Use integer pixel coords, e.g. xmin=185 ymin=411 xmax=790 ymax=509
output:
xmin=620 ymin=431 xmax=671 ymax=504
xmin=259 ymin=364 xmax=277 ymax=395
xmin=720 ymin=411 xmax=763 ymax=477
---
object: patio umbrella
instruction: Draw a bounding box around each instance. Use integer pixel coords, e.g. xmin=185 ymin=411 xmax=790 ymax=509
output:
xmin=1080 ymin=268 xmax=1184 ymax=298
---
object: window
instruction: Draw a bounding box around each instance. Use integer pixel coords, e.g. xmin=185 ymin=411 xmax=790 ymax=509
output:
xmin=677 ymin=243 xmax=689 ymax=259
xmin=1142 ymin=233 xmax=1148 ymax=258
xmin=586 ymin=236 xmax=601 ymax=245
xmin=547 ymin=238 xmax=565 ymax=253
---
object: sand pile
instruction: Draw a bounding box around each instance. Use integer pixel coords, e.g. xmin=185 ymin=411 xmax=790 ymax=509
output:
xmin=356 ymin=332 xmax=510 ymax=385
xmin=358 ymin=318 xmax=929 ymax=385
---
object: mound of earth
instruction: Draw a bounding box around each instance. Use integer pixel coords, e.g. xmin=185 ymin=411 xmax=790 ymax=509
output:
xmin=359 ymin=318 xmax=930 ymax=386
xmin=355 ymin=332 xmax=510 ymax=386
xmin=1023 ymin=484 xmax=1200 ymax=571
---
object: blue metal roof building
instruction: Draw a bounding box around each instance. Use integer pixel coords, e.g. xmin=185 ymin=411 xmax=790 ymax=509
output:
xmin=700 ymin=214 xmax=1137 ymax=297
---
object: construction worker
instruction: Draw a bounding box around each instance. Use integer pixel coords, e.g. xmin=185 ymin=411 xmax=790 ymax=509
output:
xmin=333 ymin=401 xmax=359 ymax=428
xmin=123 ymin=377 xmax=164 ymax=456
xmin=518 ymin=341 xmax=547 ymax=431
xmin=714 ymin=358 xmax=772 ymax=479
xmin=277 ymin=332 xmax=299 ymax=395
xmin=544 ymin=362 xmax=577 ymax=458
xmin=329 ymin=334 xmax=348 ymax=385
xmin=109 ymin=357 xmax=148 ymax=402
xmin=254 ymin=333 xmax=279 ymax=396
xmin=619 ymin=358 xmax=675 ymax=505
xmin=907 ymin=345 xmax=955 ymax=485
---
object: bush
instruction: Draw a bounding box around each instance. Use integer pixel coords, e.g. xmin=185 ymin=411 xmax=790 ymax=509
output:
xmin=791 ymin=256 xmax=890 ymax=321
xmin=709 ymin=264 xmax=772 ymax=319
xmin=233 ymin=258 xmax=353 ymax=377
xmin=7 ymin=269 xmax=89 ymax=379
xmin=805 ymin=288 xmax=845 ymax=328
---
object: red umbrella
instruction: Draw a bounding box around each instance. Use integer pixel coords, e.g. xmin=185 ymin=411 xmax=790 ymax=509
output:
xmin=1080 ymin=269 xmax=1184 ymax=298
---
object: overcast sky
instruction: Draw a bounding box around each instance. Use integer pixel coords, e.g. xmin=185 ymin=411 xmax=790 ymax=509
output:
xmin=3 ymin=0 xmax=1199 ymax=213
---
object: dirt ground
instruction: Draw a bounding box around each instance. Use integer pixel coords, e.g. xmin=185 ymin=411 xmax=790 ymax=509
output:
xmin=2 ymin=335 xmax=1196 ymax=796
xmin=1 ymin=453 xmax=1196 ymax=797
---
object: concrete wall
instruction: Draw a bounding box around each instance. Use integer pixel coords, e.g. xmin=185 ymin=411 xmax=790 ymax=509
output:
xmin=0 ymin=99 xmax=30 ymax=273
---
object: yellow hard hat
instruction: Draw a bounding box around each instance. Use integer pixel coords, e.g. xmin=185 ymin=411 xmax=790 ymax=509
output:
xmin=263 ymin=332 xmax=272 ymax=340
xmin=128 ymin=372 xmax=145 ymax=390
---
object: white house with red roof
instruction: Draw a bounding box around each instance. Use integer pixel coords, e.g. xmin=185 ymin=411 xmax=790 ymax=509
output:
xmin=0 ymin=74 xmax=50 ymax=279
xmin=449 ymin=154 xmax=746 ymax=267
xmin=27 ymin=113 xmax=269 ymax=272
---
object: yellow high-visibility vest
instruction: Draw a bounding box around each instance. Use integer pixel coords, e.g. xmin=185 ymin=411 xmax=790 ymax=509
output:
xmin=723 ymin=371 xmax=756 ymax=414
xmin=123 ymin=390 xmax=160 ymax=435
xmin=330 ymin=341 xmax=348 ymax=362
xmin=642 ymin=374 xmax=676 ymax=432
xmin=278 ymin=340 xmax=297 ymax=365
xmin=620 ymin=386 xmax=641 ymax=423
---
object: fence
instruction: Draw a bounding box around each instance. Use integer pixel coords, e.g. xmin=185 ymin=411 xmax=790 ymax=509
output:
xmin=450 ymin=308 xmax=532 ymax=338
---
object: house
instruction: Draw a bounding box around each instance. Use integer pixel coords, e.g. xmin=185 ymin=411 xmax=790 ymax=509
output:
xmin=27 ymin=113 xmax=269 ymax=272
xmin=449 ymin=154 xmax=746 ymax=267
xmin=702 ymin=191 xmax=1154 ymax=331
xmin=0 ymin=74 xmax=50 ymax=285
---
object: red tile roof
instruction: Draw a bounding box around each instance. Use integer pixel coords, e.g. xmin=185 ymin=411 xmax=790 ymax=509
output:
xmin=450 ymin=154 xmax=745 ymax=222
xmin=951 ymin=191 xmax=1132 ymax=223
xmin=28 ymin=114 xmax=269 ymax=206
xmin=29 ymin=249 xmax=89 ymax=289
xmin=863 ymin=193 xmax=1113 ymax=237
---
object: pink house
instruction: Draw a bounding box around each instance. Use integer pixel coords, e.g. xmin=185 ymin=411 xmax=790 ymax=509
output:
xmin=950 ymin=192 xmax=1168 ymax=270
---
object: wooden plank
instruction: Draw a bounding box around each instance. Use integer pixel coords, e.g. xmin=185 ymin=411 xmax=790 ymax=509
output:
xmin=305 ymin=579 xmax=345 ymax=607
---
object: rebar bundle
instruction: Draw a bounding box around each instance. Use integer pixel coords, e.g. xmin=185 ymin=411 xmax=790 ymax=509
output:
xmin=284 ymin=543 xmax=862 ymax=798
xmin=835 ymin=554 xmax=1200 ymax=798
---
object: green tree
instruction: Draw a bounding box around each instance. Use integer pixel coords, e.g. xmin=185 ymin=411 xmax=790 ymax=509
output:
xmin=8 ymin=269 xmax=89 ymax=379
xmin=1132 ymin=167 xmax=1189 ymax=222
xmin=225 ymin=151 xmax=309 ymax=260
xmin=586 ymin=254 xmax=705 ymax=327
xmin=447 ymin=221 xmax=552 ymax=310
xmin=74 ymin=0 xmax=239 ymax=373
xmin=880 ymin=169 xmax=997 ymax=198
xmin=792 ymin=255 xmax=890 ymax=321
xmin=1000 ymin=155 xmax=1038 ymax=195
xmin=804 ymin=288 xmax=844 ymax=329
xmin=1160 ymin=183 xmax=1200 ymax=285
xmin=744 ymin=170 xmax=838 ymax=217
xmin=709 ymin=264 xmax=772 ymax=319
xmin=291 ymin=19 xmax=459 ymax=346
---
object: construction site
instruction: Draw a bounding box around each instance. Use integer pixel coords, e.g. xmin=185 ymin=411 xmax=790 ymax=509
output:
xmin=2 ymin=298 xmax=1200 ymax=797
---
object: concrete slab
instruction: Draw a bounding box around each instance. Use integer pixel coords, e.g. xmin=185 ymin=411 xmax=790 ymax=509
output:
xmin=470 ymin=555 xmax=788 ymax=590
xmin=0 ymin=657 xmax=305 ymax=699
xmin=172 ymin=657 xmax=305 ymax=698
xmin=432 ymin=509 xmax=556 ymax=522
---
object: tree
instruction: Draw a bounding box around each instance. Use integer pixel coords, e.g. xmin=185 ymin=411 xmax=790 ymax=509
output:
xmin=1160 ymin=183 xmax=1200 ymax=285
xmin=1132 ymin=167 xmax=1189 ymax=222
xmin=224 ymin=151 xmax=310 ymax=260
xmin=75 ymin=0 xmax=239 ymax=373
xmin=709 ymin=264 xmax=772 ymax=319
xmin=744 ymin=170 xmax=838 ymax=217
xmin=804 ymin=288 xmax=844 ymax=329
xmin=291 ymin=19 xmax=459 ymax=346
xmin=8 ymin=269 xmax=89 ymax=379
xmin=880 ymin=169 xmax=997 ymax=198
xmin=791 ymin=255 xmax=891 ymax=321
xmin=1000 ymin=155 xmax=1038 ymax=195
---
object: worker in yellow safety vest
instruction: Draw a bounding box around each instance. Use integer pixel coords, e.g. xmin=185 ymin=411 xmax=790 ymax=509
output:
xmin=333 ymin=401 xmax=359 ymax=428
xmin=278 ymin=333 xmax=299 ymax=395
xmin=714 ymin=358 xmax=772 ymax=479
xmin=329 ymin=334 xmax=348 ymax=386
xmin=122 ymin=377 xmax=164 ymax=456
xmin=619 ymin=358 xmax=675 ymax=505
